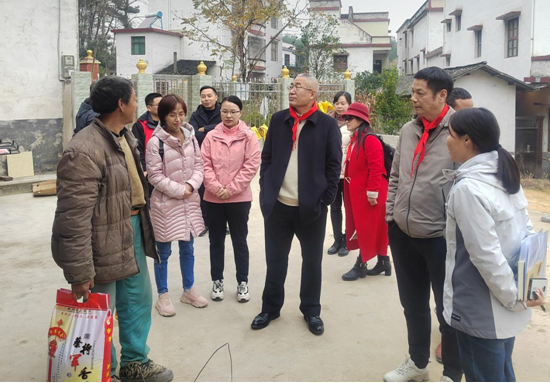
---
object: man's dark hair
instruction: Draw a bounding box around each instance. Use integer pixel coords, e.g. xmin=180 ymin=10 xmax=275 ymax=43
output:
xmin=221 ymin=96 xmax=243 ymax=111
xmin=145 ymin=93 xmax=163 ymax=106
xmin=158 ymin=94 xmax=188 ymax=127
xmin=200 ymin=86 xmax=218 ymax=95
xmin=447 ymin=87 xmax=472 ymax=108
xmin=90 ymin=76 xmax=134 ymax=114
xmin=413 ymin=67 xmax=453 ymax=100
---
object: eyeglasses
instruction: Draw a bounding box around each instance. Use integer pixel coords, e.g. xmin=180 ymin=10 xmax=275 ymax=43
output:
xmin=221 ymin=110 xmax=241 ymax=116
xmin=343 ymin=116 xmax=354 ymax=122
xmin=289 ymin=84 xmax=314 ymax=92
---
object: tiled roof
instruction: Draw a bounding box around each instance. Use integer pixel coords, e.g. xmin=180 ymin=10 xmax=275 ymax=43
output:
xmin=396 ymin=61 xmax=537 ymax=95
xmin=156 ymin=60 xmax=217 ymax=75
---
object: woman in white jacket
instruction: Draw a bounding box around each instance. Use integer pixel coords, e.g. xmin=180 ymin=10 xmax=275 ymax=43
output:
xmin=443 ymin=107 xmax=545 ymax=382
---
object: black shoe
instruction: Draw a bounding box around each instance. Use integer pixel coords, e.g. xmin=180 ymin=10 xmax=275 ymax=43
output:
xmin=199 ymin=227 xmax=209 ymax=237
xmin=342 ymin=255 xmax=368 ymax=281
xmin=367 ymin=255 xmax=392 ymax=276
xmin=304 ymin=316 xmax=324 ymax=335
xmin=338 ymin=240 xmax=349 ymax=256
xmin=251 ymin=312 xmax=280 ymax=330
xmin=327 ymin=238 xmax=342 ymax=255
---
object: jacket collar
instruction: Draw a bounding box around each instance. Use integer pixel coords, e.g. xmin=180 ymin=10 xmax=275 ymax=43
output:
xmin=443 ymin=151 xmax=505 ymax=190
xmin=283 ymin=108 xmax=321 ymax=126
xmin=152 ymin=123 xmax=195 ymax=147
xmin=411 ymin=107 xmax=455 ymax=138
xmin=211 ymin=120 xmax=249 ymax=142
xmin=93 ymin=117 xmax=138 ymax=151
xmin=196 ymin=103 xmax=221 ymax=119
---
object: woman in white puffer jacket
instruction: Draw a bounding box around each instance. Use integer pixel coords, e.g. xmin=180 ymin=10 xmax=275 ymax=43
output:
xmin=443 ymin=107 xmax=545 ymax=382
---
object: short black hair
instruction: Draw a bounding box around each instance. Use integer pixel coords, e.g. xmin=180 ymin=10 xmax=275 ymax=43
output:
xmin=90 ymin=76 xmax=134 ymax=114
xmin=221 ymin=96 xmax=243 ymax=111
xmin=145 ymin=93 xmax=162 ymax=106
xmin=413 ymin=67 xmax=453 ymax=100
xmin=333 ymin=91 xmax=352 ymax=105
xmin=200 ymin=86 xmax=218 ymax=95
xmin=447 ymin=87 xmax=472 ymax=108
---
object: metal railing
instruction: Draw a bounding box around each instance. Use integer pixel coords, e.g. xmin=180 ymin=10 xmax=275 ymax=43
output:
xmin=153 ymin=75 xmax=191 ymax=100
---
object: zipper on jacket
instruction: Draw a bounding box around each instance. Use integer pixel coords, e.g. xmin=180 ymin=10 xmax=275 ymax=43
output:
xmin=405 ymin=167 xmax=419 ymax=237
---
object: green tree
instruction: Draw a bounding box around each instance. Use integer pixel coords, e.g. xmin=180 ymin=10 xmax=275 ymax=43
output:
xmin=180 ymin=0 xmax=309 ymax=81
xmin=354 ymin=71 xmax=382 ymax=95
xmin=373 ymin=69 xmax=413 ymax=135
xmin=299 ymin=12 xmax=341 ymax=81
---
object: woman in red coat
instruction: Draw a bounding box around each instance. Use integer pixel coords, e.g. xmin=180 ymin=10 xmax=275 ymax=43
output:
xmin=341 ymin=103 xmax=391 ymax=281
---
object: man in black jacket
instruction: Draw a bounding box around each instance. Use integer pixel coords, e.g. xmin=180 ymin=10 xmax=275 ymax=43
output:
xmin=189 ymin=86 xmax=222 ymax=236
xmin=251 ymin=74 xmax=342 ymax=335
xmin=131 ymin=92 xmax=162 ymax=172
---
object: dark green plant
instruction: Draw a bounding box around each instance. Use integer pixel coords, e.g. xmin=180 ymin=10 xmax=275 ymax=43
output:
xmin=354 ymin=71 xmax=382 ymax=95
xmin=373 ymin=69 xmax=413 ymax=135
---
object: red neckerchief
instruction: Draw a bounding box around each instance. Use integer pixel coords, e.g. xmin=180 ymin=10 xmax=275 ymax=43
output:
xmin=410 ymin=104 xmax=449 ymax=178
xmin=289 ymin=102 xmax=318 ymax=150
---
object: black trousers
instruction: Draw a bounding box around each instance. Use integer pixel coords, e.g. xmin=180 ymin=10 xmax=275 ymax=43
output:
xmin=206 ymin=201 xmax=251 ymax=283
xmin=199 ymin=184 xmax=208 ymax=223
xmin=389 ymin=222 xmax=463 ymax=382
xmin=261 ymin=201 xmax=327 ymax=317
xmin=329 ymin=179 xmax=345 ymax=241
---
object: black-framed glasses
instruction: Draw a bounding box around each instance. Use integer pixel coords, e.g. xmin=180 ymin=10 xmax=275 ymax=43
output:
xmin=289 ymin=84 xmax=314 ymax=92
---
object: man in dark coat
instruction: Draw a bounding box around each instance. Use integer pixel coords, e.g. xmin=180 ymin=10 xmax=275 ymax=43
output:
xmin=131 ymin=92 xmax=162 ymax=172
xmin=251 ymin=74 xmax=342 ymax=336
xmin=74 ymin=97 xmax=99 ymax=134
xmin=189 ymin=86 xmax=222 ymax=236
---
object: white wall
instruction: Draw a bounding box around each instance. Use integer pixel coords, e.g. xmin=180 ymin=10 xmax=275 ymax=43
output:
xmin=443 ymin=0 xmax=532 ymax=80
xmin=533 ymin=1 xmax=550 ymax=57
xmin=347 ymin=47 xmax=374 ymax=74
xmin=0 ymin=0 xmax=78 ymax=120
xmin=455 ymin=70 xmax=517 ymax=152
xmin=115 ymin=32 xmax=182 ymax=78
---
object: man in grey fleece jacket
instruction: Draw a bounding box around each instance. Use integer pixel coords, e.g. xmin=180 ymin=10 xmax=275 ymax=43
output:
xmin=384 ymin=67 xmax=462 ymax=383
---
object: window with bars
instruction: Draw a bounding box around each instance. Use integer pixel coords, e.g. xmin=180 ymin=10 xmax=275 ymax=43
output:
xmin=271 ymin=41 xmax=279 ymax=62
xmin=475 ymin=30 xmax=482 ymax=58
xmin=447 ymin=22 xmax=452 ymax=32
xmin=284 ymin=53 xmax=290 ymax=66
xmin=334 ymin=54 xmax=348 ymax=71
xmin=506 ymin=18 xmax=519 ymax=57
xmin=271 ymin=16 xmax=278 ymax=29
xmin=131 ymin=36 xmax=145 ymax=55
xmin=248 ymin=36 xmax=266 ymax=61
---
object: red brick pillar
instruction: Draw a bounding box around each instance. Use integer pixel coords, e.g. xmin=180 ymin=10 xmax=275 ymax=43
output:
xmin=79 ymin=50 xmax=101 ymax=81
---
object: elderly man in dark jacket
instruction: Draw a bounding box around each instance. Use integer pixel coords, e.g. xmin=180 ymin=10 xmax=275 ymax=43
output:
xmin=251 ymin=73 xmax=342 ymax=336
xmin=52 ymin=76 xmax=173 ymax=382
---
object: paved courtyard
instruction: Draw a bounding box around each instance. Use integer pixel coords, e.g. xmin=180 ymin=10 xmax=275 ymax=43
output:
xmin=0 ymin=180 xmax=549 ymax=381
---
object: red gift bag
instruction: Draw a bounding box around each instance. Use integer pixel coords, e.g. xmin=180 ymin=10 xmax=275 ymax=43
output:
xmin=47 ymin=289 xmax=113 ymax=382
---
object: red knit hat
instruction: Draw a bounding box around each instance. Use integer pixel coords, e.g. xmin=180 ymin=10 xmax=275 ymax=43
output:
xmin=342 ymin=102 xmax=370 ymax=125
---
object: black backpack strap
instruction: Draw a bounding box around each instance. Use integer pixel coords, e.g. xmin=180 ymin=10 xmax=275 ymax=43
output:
xmin=158 ymin=139 xmax=164 ymax=161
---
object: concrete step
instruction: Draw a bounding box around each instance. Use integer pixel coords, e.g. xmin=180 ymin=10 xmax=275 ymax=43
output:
xmin=0 ymin=173 xmax=56 ymax=196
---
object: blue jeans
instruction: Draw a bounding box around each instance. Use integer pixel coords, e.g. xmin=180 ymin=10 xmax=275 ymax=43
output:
xmin=92 ymin=215 xmax=152 ymax=374
xmin=155 ymin=238 xmax=195 ymax=294
xmin=457 ymin=330 xmax=516 ymax=382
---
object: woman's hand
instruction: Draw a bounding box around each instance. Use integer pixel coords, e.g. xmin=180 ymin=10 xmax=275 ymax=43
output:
xmin=526 ymin=288 xmax=546 ymax=308
xmin=182 ymin=183 xmax=193 ymax=199
xmin=368 ymin=196 xmax=378 ymax=206
xmin=216 ymin=186 xmax=231 ymax=200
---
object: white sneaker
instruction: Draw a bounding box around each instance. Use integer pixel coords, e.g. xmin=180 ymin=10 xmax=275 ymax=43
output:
xmin=440 ymin=376 xmax=453 ymax=382
xmin=211 ymin=280 xmax=224 ymax=301
xmin=384 ymin=357 xmax=429 ymax=382
xmin=237 ymin=281 xmax=250 ymax=303
xmin=155 ymin=293 xmax=176 ymax=317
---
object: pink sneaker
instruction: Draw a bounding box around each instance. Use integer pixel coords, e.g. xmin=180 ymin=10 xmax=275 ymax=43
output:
xmin=181 ymin=287 xmax=208 ymax=308
xmin=155 ymin=293 xmax=176 ymax=317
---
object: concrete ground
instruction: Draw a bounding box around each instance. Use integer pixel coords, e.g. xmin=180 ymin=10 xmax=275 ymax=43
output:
xmin=0 ymin=181 xmax=549 ymax=382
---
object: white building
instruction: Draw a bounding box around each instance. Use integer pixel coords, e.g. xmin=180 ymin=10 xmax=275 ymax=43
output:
xmin=283 ymin=42 xmax=297 ymax=68
xmin=310 ymin=0 xmax=392 ymax=74
xmin=114 ymin=0 xmax=285 ymax=81
xmin=0 ymin=0 xmax=79 ymax=175
xmin=396 ymin=0 xmax=444 ymax=75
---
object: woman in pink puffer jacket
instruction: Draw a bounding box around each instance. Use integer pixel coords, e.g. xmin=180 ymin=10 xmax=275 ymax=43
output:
xmin=201 ymin=96 xmax=261 ymax=304
xmin=146 ymin=94 xmax=208 ymax=317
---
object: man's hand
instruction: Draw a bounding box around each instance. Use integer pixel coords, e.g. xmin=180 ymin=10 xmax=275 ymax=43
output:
xmin=526 ymin=288 xmax=546 ymax=308
xmin=216 ymin=186 xmax=231 ymax=200
xmin=199 ymin=127 xmax=205 ymax=133
xmin=183 ymin=183 xmax=194 ymax=199
xmin=72 ymin=279 xmax=94 ymax=301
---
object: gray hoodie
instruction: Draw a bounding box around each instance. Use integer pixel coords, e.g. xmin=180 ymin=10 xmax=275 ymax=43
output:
xmin=443 ymin=151 xmax=534 ymax=339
